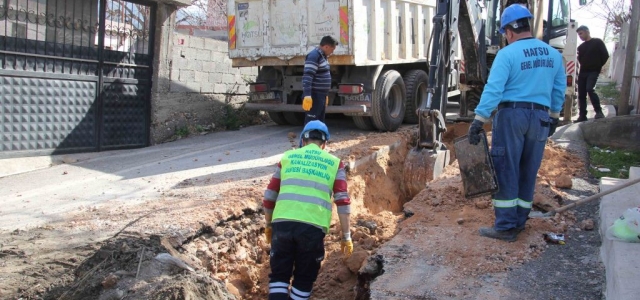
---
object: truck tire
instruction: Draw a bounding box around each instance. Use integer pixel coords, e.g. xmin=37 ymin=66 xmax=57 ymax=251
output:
xmin=258 ymin=67 xmax=287 ymax=125
xmin=283 ymin=112 xmax=305 ymax=125
xmin=267 ymin=112 xmax=289 ymax=125
xmin=403 ymin=69 xmax=429 ymax=124
xmin=371 ymin=70 xmax=406 ymax=131
xmin=283 ymin=92 xmax=305 ymax=125
xmin=353 ymin=116 xmax=375 ymax=130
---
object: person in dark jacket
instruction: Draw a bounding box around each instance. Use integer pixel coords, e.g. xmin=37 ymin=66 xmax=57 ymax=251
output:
xmin=301 ymin=36 xmax=338 ymax=124
xmin=576 ymin=25 xmax=609 ymax=122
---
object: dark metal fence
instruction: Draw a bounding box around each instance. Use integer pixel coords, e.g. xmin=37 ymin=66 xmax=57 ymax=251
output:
xmin=0 ymin=0 xmax=155 ymax=157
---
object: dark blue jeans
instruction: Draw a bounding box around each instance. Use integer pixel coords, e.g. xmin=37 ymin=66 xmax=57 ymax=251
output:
xmin=578 ymin=71 xmax=603 ymax=117
xmin=304 ymin=92 xmax=327 ymax=125
xmin=268 ymin=221 xmax=325 ymax=300
xmin=491 ymin=107 xmax=550 ymax=231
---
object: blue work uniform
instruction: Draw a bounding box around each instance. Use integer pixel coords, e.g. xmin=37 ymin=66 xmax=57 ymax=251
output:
xmin=474 ymin=37 xmax=566 ymax=231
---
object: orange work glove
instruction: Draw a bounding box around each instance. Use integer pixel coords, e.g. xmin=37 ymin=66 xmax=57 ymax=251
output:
xmin=302 ymin=96 xmax=313 ymax=111
xmin=265 ymin=227 xmax=272 ymax=244
xmin=326 ymin=96 xmax=329 ymax=106
xmin=341 ymin=239 xmax=353 ymax=258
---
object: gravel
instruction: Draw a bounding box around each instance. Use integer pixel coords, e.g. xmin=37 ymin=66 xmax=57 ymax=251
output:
xmin=504 ymin=176 xmax=605 ymax=300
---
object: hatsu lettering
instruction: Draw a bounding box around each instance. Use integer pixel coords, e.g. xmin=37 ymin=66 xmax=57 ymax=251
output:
xmin=522 ymin=47 xmax=550 ymax=57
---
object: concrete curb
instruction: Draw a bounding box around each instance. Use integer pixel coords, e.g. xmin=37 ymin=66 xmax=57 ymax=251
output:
xmin=0 ymin=153 xmax=100 ymax=178
xmin=599 ymin=167 xmax=640 ymax=300
xmin=581 ymin=115 xmax=640 ymax=151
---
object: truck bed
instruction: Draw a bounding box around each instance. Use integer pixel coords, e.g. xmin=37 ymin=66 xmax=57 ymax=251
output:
xmin=227 ymin=0 xmax=437 ymax=67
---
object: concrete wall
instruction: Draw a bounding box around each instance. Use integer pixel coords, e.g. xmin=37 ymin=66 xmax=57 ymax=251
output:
xmin=150 ymin=3 xmax=259 ymax=144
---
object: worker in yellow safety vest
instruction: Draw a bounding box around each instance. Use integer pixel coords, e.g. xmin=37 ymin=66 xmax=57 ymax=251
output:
xmin=262 ymin=120 xmax=352 ymax=300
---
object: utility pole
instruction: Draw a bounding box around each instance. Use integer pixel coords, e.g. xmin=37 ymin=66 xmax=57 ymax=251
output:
xmin=618 ymin=0 xmax=640 ymax=115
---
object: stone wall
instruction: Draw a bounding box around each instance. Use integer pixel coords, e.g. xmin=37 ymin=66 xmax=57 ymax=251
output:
xmin=150 ymin=11 xmax=259 ymax=144
xmin=169 ymin=33 xmax=256 ymax=95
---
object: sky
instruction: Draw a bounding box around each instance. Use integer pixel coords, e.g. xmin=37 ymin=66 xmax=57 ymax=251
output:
xmin=570 ymin=0 xmax=623 ymax=52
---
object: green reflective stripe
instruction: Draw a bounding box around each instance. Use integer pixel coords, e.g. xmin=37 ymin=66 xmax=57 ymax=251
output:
xmin=517 ymin=198 xmax=533 ymax=209
xmin=277 ymin=193 xmax=332 ymax=211
xmin=493 ymin=199 xmax=518 ymax=208
xmin=281 ymin=178 xmax=331 ymax=194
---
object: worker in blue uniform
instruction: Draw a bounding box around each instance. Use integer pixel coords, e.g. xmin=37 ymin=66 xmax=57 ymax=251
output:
xmin=467 ymin=4 xmax=566 ymax=242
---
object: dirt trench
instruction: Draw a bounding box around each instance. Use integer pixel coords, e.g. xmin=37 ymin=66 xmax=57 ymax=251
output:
xmin=50 ymin=122 xmax=587 ymax=300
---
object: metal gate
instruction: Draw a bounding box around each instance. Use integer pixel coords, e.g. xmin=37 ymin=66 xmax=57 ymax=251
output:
xmin=0 ymin=0 xmax=155 ymax=157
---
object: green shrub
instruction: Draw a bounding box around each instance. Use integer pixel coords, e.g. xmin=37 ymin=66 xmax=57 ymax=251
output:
xmin=223 ymin=104 xmax=241 ymax=130
xmin=175 ymin=126 xmax=189 ymax=138
xmin=595 ymin=82 xmax=620 ymax=106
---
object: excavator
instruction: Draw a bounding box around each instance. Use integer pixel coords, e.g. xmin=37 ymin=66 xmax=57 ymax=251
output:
xmin=403 ymin=0 xmax=578 ymax=198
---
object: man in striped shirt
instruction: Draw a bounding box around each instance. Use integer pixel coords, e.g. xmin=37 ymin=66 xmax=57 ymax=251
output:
xmin=262 ymin=121 xmax=352 ymax=300
xmin=302 ymin=36 xmax=338 ymax=125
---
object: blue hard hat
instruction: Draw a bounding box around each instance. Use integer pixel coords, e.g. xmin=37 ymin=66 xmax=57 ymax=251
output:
xmin=299 ymin=120 xmax=330 ymax=146
xmin=500 ymin=4 xmax=533 ymax=34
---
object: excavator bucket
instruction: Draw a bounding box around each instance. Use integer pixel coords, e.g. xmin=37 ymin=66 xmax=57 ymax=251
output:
xmin=402 ymin=147 xmax=450 ymax=199
xmin=453 ymin=132 xmax=498 ymax=198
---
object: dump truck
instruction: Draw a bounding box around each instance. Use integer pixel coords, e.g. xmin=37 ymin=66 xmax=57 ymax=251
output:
xmin=226 ymin=0 xmax=577 ymax=131
xmin=226 ymin=0 xmax=466 ymax=131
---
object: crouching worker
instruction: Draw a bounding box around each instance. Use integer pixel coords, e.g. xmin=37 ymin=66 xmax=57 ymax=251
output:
xmin=262 ymin=120 xmax=353 ymax=300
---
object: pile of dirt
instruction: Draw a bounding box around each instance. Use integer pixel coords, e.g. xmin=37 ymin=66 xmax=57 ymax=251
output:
xmin=50 ymin=235 xmax=234 ymax=300
xmin=400 ymin=160 xmax=574 ymax=275
xmin=309 ymin=125 xmax=586 ymax=299
xmin=353 ymin=140 xmax=588 ymax=298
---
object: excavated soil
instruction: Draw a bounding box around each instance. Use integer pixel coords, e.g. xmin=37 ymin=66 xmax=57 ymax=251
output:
xmin=0 ymin=122 xmax=591 ymax=300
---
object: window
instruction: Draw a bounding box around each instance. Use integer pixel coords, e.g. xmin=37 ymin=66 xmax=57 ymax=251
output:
xmin=549 ymin=0 xmax=570 ymax=28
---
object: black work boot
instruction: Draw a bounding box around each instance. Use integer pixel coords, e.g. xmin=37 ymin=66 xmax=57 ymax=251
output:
xmin=479 ymin=227 xmax=518 ymax=242
xmin=515 ymin=225 xmax=526 ymax=233
xmin=594 ymin=111 xmax=605 ymax=119
xmin=575 ymin=115 xmax=588 ymax=123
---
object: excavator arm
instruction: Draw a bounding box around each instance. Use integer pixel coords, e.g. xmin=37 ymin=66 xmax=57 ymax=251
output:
xmin=403 ymin=0 xmax=487 ymax=199
xmin=418 ymin=0 xmax=487 ymax=151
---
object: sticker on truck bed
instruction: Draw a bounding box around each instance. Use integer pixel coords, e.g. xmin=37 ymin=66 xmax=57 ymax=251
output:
xmin=308 ymin=0 xmax=341 ymax=43
xmin=343 ymin=93 xmax=372 ymax=102
xmin=236 ymin=2 xmax=262 ymax=48
xmin=238 ymin=3 xmax=249 ymax=10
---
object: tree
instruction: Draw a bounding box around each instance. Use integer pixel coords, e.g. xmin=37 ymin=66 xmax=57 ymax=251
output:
xmin=617 ymin=0 xmax=639 ymax=115
xmin=177 ymin=0 xmax=227 ymax=29
xmin=578 ymin=0 xmax=631 ymax=35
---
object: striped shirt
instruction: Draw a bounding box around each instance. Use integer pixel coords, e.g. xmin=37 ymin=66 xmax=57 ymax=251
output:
xmin=302 ymin=47 xmax=332 ymax=96
xmin=262 ymin=161 xmax=351 ymax=215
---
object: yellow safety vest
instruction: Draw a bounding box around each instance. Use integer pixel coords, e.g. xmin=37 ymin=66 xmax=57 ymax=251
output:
xmin=272 ymin=143 xmax=340 ymax=232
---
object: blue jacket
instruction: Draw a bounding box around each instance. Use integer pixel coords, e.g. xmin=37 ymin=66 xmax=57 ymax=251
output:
xmin=474 ymin=37 xmax=566 ymax=121
xmin=302 ymin=48 xmax=332 ymax=97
